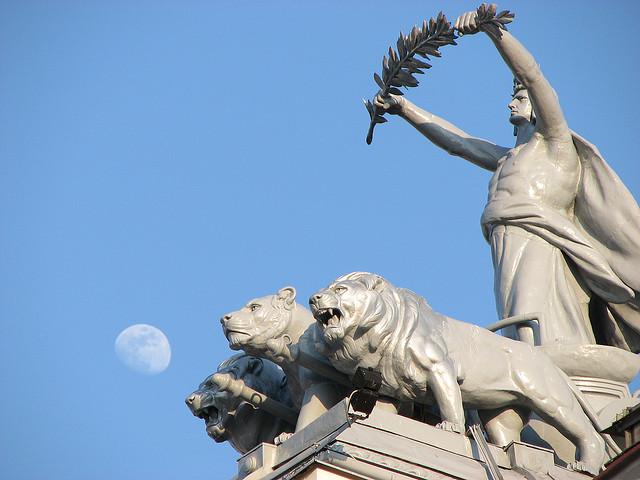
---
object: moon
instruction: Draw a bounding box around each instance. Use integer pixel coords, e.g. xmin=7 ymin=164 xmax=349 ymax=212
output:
xmin=115 ymin=324 xmax=171 ymax=375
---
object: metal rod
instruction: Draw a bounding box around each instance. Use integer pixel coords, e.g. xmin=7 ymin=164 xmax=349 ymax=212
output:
xmin=295 ymin=350 xmax=352 ymax=387
xmin=486 ymin=312 xmax=542 ymax=332
xmin=211 ymin=373 xmax=299 ymax=426
xmin=469 ymin=423 xmax=505 ymax=480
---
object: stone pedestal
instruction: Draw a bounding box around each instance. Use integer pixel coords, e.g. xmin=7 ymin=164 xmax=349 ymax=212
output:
xmin=236 ymin=399 xmax=593 ymax=480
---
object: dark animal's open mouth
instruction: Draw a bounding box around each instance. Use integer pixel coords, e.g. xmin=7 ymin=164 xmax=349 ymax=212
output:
xmin=197 ymin=405 xmax=219 ymax=421
xmin=315 ymin=308 xmax=343 ymax=328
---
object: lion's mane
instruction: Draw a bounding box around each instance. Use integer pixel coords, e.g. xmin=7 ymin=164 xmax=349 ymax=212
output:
xmin=326 ymin=272 xmax=429 ymax=374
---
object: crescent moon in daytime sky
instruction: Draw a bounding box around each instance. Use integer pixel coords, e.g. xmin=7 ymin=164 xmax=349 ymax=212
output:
xmin=115 ymin=324 xmax=171 ymax=375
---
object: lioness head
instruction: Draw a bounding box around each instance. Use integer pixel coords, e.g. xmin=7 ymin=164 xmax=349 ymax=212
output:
xmin=185 ymin=353 xmax=293 ymax=453
xmin=309 ymin=272 xmax=393 ymax=348
xmin=220 ymin=287 xmax=299 ymax=355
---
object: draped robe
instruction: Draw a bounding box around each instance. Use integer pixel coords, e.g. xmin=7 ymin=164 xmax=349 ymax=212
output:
xmin=480 ymin=133 xmax=640 ymax=352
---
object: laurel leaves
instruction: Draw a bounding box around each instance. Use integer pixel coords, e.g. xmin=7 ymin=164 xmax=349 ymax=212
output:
xmin=364 ymin=4 xmax=515 ymax=145
xmin=365 ymin=12 xmax=457 ymax=145
xmin=475 ymin=3 xmax=514 ymax=38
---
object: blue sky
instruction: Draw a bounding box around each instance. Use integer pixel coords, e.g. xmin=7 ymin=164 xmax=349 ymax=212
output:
xmin=1 ymin=1 xmax=638 ymax=479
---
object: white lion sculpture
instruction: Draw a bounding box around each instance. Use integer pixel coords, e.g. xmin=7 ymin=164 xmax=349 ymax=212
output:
xmin=220 ymin=287 xmax=346 ymax=433
xmin=309 ymin=272 xmax=606 ymax=474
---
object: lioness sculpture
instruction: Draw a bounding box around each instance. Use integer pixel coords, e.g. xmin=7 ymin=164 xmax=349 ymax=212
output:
xmin=185 ymin=353 xmax=295 ymax=454
xmin=220 ymin=287 xmax=346 ymax=432
xmin=310 ymin=272 xmax=606 ymax=474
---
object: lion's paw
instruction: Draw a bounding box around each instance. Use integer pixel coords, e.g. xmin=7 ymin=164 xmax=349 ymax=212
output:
xmin=273 ymin=432 xmax=294 ymax=445
xmin=435 ymin=421 xmax=464 ymax=434
xmin=567 ymin=461 xmax=598 ymax=476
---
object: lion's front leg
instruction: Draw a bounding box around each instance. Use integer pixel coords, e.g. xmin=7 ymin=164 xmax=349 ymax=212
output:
xmin=295 ymin=382 xmax=343 ymax=431
xmin=431 ymin=361 xmax=465 ymax=433
xmin=410 ymin=342 xmax=465 ymax=433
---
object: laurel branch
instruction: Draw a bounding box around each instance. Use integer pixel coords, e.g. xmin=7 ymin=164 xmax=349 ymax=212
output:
xmin=364 ymin=4 xmax=514 ymax=145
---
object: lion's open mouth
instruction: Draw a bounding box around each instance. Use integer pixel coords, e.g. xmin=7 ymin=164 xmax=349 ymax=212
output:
xmin=197 ymin=405 xmax=219 ymax=422
xmin=204 ymin=406 xmax=229 ymax=440
xmin=315 ymin=308 xmax=343 ymax=328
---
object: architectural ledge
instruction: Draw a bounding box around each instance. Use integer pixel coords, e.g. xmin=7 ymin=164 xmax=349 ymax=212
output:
xmin=235 ymin=400 xmax=592 ymax=480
